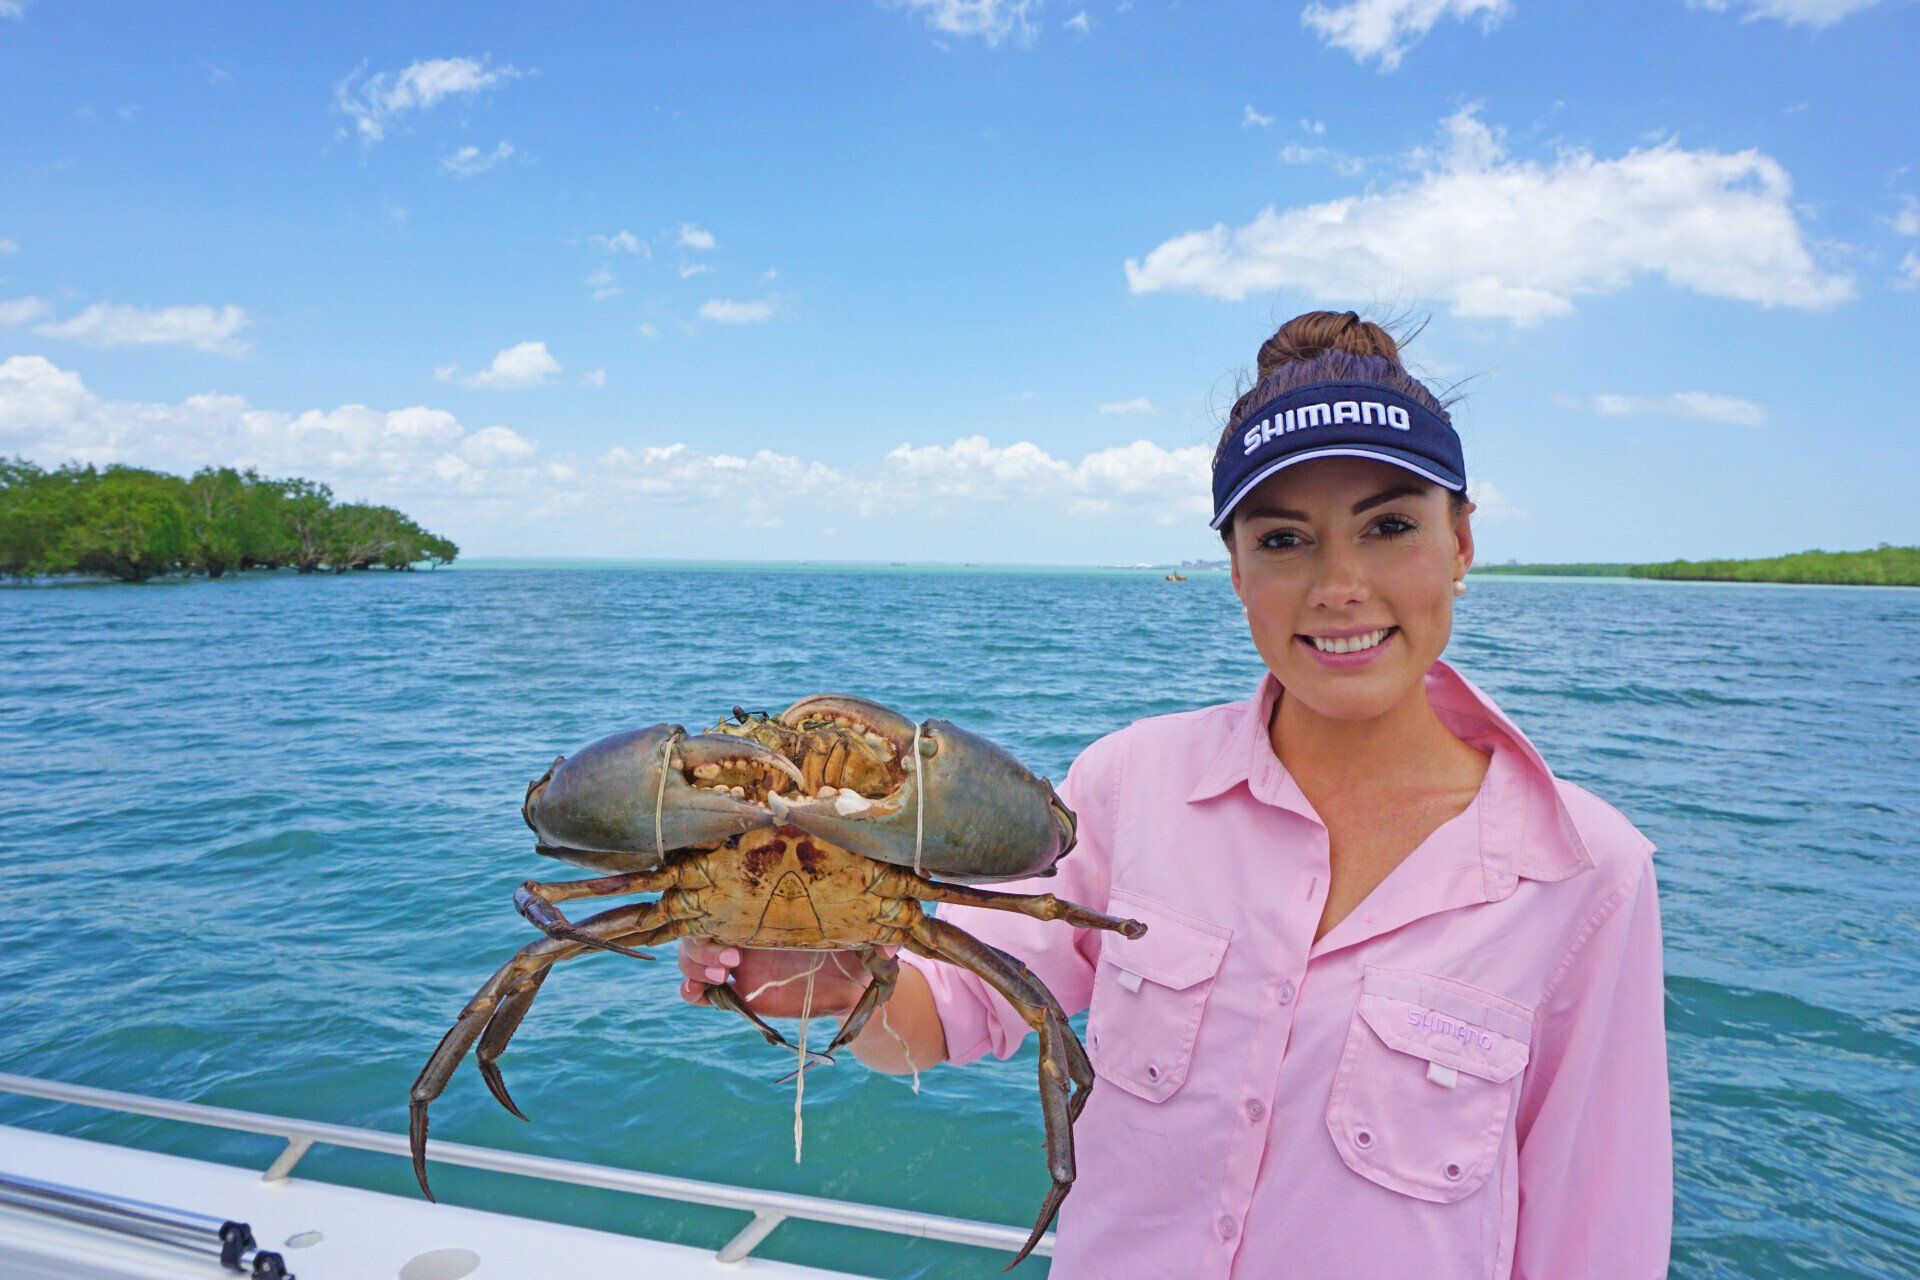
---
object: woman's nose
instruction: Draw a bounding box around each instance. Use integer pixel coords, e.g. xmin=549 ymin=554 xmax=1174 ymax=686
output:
xmin=1308 ymin=543 xmax=1369 ymax=608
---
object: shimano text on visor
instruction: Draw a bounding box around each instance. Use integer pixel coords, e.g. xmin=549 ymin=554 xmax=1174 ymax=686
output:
xmin=1210 ymin=380 xmax=1466 ymax=530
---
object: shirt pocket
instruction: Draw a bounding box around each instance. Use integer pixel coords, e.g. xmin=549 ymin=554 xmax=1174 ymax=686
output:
xmin=1084 ymin=888 xmax=1231 ymax=1103
xmin=1325 ymin=966 xmax=1534 ymax=1202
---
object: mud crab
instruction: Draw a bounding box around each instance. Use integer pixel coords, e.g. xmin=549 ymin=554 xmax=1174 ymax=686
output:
xmin=409 ymin=694 xmax=1145 ymax=1267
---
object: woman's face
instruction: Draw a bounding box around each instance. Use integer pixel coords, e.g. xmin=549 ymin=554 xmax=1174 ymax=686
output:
xmin=1227 ymin=456 xmax=1475 ymax=722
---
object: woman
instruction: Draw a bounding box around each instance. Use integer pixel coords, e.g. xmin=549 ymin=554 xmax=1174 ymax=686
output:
xmin=680 ymin=312 xmax=1673 ymax=1279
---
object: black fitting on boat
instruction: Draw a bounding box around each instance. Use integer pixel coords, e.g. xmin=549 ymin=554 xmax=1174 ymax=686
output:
xmin=219 ymin=1220 xmax=256 ymax=1268
xmin=251 ymin=1251 xmax=293 ymax=1279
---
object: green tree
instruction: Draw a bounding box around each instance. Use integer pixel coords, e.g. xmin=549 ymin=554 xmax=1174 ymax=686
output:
xmin=182 ymin=466 xmax=250 ymax=578
xmin=270 ymin=477 xmax=334 ymax=573
xmin=60 ymin=466 xmax=190 ymax=582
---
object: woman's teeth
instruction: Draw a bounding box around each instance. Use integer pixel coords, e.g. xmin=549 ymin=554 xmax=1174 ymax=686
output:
xmin=1308 ymin=628 xmax=1393 ymax=654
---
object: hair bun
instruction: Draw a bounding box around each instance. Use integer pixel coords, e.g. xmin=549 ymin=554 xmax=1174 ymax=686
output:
xmin=1256 ymin=310 xmax=1403 ymax=380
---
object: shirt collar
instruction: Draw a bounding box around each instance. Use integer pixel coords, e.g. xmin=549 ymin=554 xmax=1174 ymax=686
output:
xmin=1186 ymin=658 xmax=1593 ymax=884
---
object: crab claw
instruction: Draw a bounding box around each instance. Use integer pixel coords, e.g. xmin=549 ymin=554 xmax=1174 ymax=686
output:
xmin=524 ymin=724 xmax=798 ymax=868
xmin=773 ymin=696 xmax=1076 ymax=884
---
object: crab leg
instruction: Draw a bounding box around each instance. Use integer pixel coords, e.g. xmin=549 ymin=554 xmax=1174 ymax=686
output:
xmin=514 ymin=869 xmax=687 ymax=955
xmin=907 ymin=915 xmax=1093 ymax=1270
xmin=703 ymin=980 xmax=836 ymax=1070
xmin=821 ymin=947 xmax=901 ymax=1056
xmin=899 ymin=877 xmax=1146 ymax=940
xmin=476 ymin=916 xmax=692 ymax=1120
xmin=409 ymin=901 xmax=682 ymax=1200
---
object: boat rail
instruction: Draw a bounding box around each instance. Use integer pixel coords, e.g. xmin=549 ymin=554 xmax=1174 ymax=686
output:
xmin=0 ymin=1070 xmax=1053 ymax=1267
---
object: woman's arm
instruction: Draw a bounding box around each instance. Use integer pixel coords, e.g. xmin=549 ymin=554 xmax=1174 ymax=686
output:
xmin=848 ymin=964 xmax=946 ymax=1073
xmin=1512 ymin=853 xmax=1673 ymax=1279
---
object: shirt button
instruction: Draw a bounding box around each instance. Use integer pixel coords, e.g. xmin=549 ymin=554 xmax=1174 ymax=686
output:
xmin=1277 ymin=981 xmax=1296 ymax=1005
xmin=1217 ymin=1215 xmax=1237 ymax=1240
xmin=1245 ymin=1099 xmax=1266 ymax=1122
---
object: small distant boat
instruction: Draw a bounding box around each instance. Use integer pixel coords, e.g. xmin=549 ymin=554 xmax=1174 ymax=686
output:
xmin=1165 ymin=573 xmax=1187 ymax=582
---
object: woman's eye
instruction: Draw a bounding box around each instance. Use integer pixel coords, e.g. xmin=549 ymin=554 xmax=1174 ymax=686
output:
xmin=1258 ymin=529 xmax=1303 ymax=550
xmin=1374 ymin=516 xmax=1416 ymax=538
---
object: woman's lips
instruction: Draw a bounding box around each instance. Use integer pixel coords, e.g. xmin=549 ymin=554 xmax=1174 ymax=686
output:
xmin=1295 ymin=626 xmax=1398 ymax=669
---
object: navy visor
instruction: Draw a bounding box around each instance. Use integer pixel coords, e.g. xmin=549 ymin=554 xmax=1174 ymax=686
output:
xmin=1210 ymin=380 xmax=1466 ymax=530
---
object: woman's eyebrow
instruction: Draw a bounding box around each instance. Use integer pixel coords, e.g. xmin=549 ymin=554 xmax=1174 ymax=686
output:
xmin=1351 ymin=484 xmax=1424 ymax=514
xmin=1242 ymin=484 xmax=1427 ymax=524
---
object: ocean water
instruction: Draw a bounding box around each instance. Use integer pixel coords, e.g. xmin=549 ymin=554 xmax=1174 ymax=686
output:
xmin=1 ymin=566 xmax=1915 ymax=1279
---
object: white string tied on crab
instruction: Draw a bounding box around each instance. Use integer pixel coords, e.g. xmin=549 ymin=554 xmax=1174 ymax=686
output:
xmin=653 ymin=731 xmax=674 ymax=858
xmin=911 ymin=721 xmax=925 ymax=878
xmin=879 ymin=1002 xmax=920 ymax=1095
xmin=793 ymin=954 xmax=824 ymax=1164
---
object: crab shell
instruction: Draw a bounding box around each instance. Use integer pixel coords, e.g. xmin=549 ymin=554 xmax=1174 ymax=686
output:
xmin=521 ymin=698 xmax=1077 ymax=884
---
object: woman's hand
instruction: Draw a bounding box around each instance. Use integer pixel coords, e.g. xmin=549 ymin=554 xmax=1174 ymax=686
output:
xmin=677 ymin=941 xmax=876 ymax=1018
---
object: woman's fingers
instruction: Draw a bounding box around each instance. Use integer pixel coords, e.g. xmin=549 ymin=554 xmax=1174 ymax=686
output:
xmin=676 ymin=939 xmax=743 ymax=1005
xmin=677 ymin=945 xmax=876 ymax=1017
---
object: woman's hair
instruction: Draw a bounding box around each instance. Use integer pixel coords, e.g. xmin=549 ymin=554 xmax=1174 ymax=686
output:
xmin=1215 ymin=310 xmax=1465 ymax=541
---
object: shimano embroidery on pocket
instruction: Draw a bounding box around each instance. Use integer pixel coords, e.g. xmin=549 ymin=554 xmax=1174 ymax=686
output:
xmin=1405 ymin=1007 xmax=1497 ymax=1052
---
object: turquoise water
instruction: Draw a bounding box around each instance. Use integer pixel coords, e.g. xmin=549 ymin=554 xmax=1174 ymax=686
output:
xmin=2 ymin=567 xmax=1916 ymax=1278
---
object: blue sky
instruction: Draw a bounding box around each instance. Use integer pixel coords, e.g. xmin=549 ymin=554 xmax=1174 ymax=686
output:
xmin=2 ymin=0 xmax=1916 ymax=564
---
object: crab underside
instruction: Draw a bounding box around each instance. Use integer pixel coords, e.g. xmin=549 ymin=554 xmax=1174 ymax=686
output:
xmin=408 ymin=694 xmax=1145 ymax=1268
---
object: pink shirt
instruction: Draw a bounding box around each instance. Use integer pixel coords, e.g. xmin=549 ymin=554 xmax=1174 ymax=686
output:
xmin=904 ymin=660 xmax=1672 ymax=1279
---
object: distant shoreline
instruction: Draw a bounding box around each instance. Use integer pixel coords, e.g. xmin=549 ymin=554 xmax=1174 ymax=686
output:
xmin=1474 ymin=545 xmax=1917 ymax=588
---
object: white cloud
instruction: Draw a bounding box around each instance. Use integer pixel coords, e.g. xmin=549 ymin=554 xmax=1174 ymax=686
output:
xmin=1243 ymin=105 xmax=1275 ymax=129
xmin=877 ymin=435 xmax=1210 ymax=522
xmin=887 ymin=0 xmax=1042 ymax=46
xmin=698 ymin=297 xmax=779 ymax=324
xmin=0 ymin=1 xmax=23 ymax=19
xmin=585 ymin=267 xmax=620 ymax=300
xmin=678 ymin=223 xmax=717 ymax=251
xmin=1466 ymin=478 xmax=1521 ymax=521
xmin=1126 ymin=107 xmax=1853 ymax=325
xmin=1302 ymin=119 xmax=1327 ymax=135
xmin=678 ymin=263 xmax=713 ymax=278
xmin=33 ymin=302 xmax=253 ymax=355
xmin=434 ymin=341 xmax=563 ymax=390
xmin=1097 ymin=397 xmax=1157 ymax=416
xmin=0 ymin=356 xmax=1215 ymax=545
xmin=1279 ymin=142 xmax=1366 ymax=176
xmin=1588 ymin=391 xmax=1769 ymax=425
xmin=0 ymin=238 xmax=17 ymax=254
xmin=0 ymin=297 xmax=49 ymax=326
xmin=579 ymin=369 xmax=607 ymax=389
xmin=1064 ymin=9 xmax=1091 ymax=32
xmin=591 ymin=229 xmax=646 ymax=255
xmin=1892 ymin=251 xmax=1920 ymax=291
xmin=1687 ymin=0 xmax=1883 ymax=27
xmin=1888 ymin=197 xmax=1920 ymax=238
xmin=336 ymin=56 xmax=521 ymax=144
xmin=638 ymin=322 xmax=661 ymax=339
xmin=1302 ymin=0 xmax=1509 ymax=70
xmin=441 ymin=139 xmax=514 ymax=176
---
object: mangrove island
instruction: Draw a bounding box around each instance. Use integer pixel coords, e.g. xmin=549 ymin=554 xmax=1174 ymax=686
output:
xmin=1 ymin=458 xmax=458 ymax=583
xmin=1474 ymin=545 xmax=1919 ymax=587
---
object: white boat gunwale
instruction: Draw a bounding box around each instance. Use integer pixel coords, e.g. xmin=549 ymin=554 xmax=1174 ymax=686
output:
xmin=0 ymin=1070 xmax=1053 ymax=1268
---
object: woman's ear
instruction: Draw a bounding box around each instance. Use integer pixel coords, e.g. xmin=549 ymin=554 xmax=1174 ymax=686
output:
xmin=1453 ymin=500 xmax=1477 ymax=583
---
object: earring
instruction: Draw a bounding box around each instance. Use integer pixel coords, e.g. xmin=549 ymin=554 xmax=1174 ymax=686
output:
xmin=1452 ymin=580 xmax=1467 ymax=596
